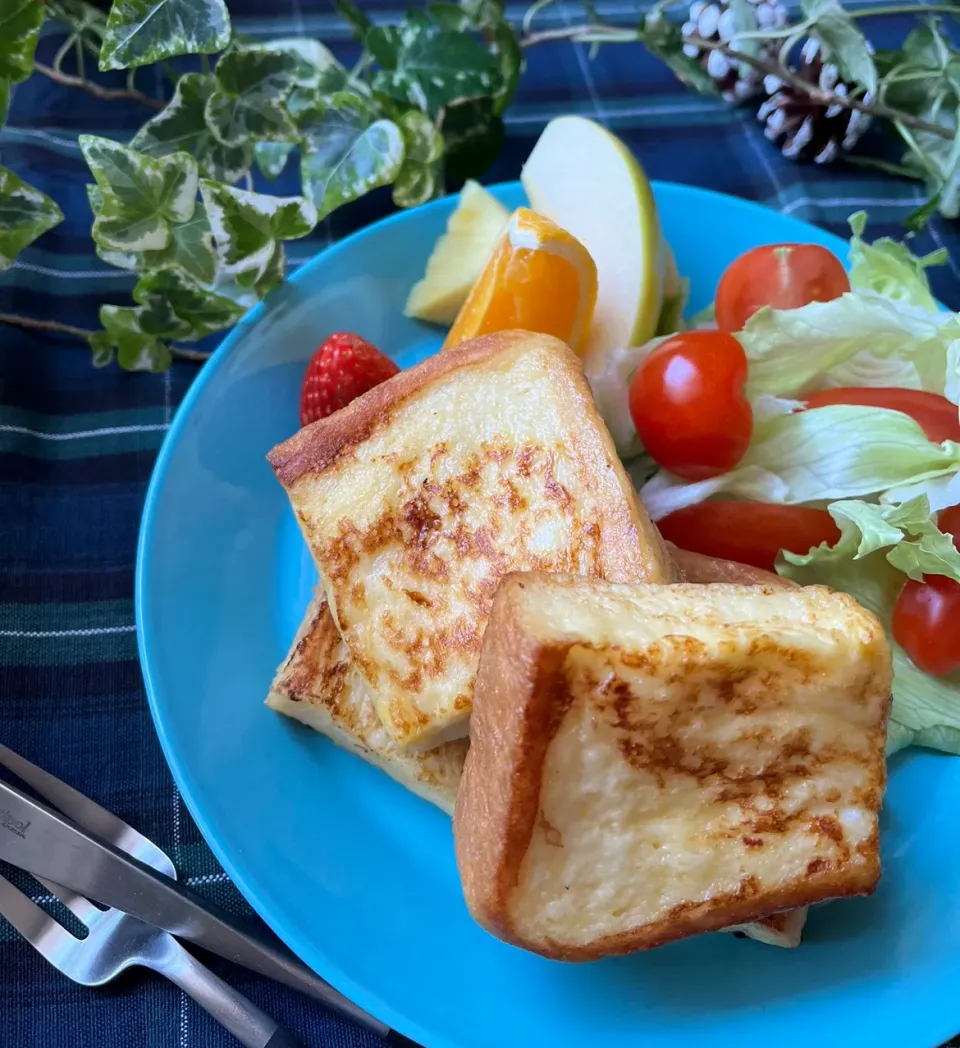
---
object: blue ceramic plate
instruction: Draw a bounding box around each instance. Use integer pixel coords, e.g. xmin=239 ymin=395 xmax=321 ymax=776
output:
xmin=137 ymin=182 xmax=960 ymax=1048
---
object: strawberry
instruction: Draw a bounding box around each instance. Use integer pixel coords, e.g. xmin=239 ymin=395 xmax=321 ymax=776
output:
xmin=299 ymin=332 xmax=400 ymax=427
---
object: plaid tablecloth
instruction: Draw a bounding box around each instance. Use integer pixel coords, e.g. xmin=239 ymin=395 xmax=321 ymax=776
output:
xmin=1 ymin=2 xmax=959 ymax=1046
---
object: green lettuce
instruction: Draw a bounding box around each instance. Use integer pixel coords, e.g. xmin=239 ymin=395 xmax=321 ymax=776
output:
xmin=779 ymin=496 xmax=960 ymax=755
xmin=639 ymin=404 xmax=960 ymax=519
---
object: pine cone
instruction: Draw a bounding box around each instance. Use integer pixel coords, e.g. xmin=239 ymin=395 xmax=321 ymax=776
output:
xmin=681 ymin=0 xmax=787 ymax=104
xmin=757 ymin=38 xmax=874 ymax=164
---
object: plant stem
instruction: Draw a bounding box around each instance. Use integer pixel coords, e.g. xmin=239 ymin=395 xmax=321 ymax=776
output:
xmin=522 ymin=24 xmax=953 ymax=141
xmin=851 ymin=3 xmax=958 ymax=16
xmin=34 ymin=62 xmax=164 ymax=110
xmin=0 ymin=314 xmax=211 ymax=362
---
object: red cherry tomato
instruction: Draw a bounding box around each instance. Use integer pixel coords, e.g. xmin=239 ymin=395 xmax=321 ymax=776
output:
xmin=628 ymin=331 xmax=752 ymax=480
xmin=657 ymin=502 xmax=841 ymax=572
xmin=892 ymin=574 xmax=960 ymax=677
xmin=937 ymin=504 xmax=960 ymax=543
xmin=715 ymin=243 xmax=850 ymax=331
xmin=803 ymin=388 xmax=960 ymax=445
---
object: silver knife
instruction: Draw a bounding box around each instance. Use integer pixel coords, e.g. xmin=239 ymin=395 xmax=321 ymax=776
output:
xmin=0 ymin=780 xmax=416 ymax=1045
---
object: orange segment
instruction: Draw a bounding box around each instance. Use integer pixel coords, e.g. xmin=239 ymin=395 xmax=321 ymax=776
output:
xmin=442 ymin=207 xmax=598 ymax=356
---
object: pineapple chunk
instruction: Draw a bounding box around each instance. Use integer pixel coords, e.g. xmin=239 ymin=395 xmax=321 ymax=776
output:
xmin=405 ymin=181 xmax=510 ymax=326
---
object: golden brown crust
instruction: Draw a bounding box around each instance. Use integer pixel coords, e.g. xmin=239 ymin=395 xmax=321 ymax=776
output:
xmin=669 ymin=545 xmax=797 ymax=588
xmin=455 ymin=572 xmax=889 ymax=961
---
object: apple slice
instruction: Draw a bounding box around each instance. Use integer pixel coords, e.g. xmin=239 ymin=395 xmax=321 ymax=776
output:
xmin=521 ymin=116 xmax=664 ymax=355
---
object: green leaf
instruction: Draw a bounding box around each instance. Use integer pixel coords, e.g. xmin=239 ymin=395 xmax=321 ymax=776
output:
xmin=141 ymin=203 xmax=216 ymax=283
xmin=131 ymin=73 xmax=252 ymax=184
xmin=98 ymin=304 xmax=172 ymax=372
xmin=801 ymin=0 xmax=877 ymax=94
xmin=80 ymin=134 xmax=199 ymax=253
xmin=205 ymin=48 xmax=304 ymax=147
xmin=372 ymin=27 xmax=501 ymax=117
xmin=438 ymin=95 xmax=503 ymax=183
xmin=46 ymin=0 xmax=107 ymax=55
xmin=252 ymin=37 xmax=351 ymax=93
xmin=640 ymin=12 xmax=719 ymax=96
xmin=99 ymin=0 xmax=231 ymax=71
xmin=254 ymin=141 xmax=295 ymax=180
xmin=393 ymin=110 xmax=444 ymax=208
xmin=0 ymin=165 xmax=63 ymax=268
xmin=133 ymin=269 xmax=244 ymax=338
xmin=0 ymin=0 xmax=43 ymax=83
xmin=299 ymin=93 xmax=404 ymax=220
xmin=87 ymin=330 xmax=115 ymax=368
xmin=199 ymin=179 xmax=316 ymax=286
xmin=333 ymin=0 xmax=372 ymax=41
xmin=899 ymin=103 xmax=960 ymax=224
xmin=0 ymin=80 xmax=10 ymax=128
xmin=847 ymin=210 xmax=946 ymax=312
xmin=490 ymin=21 xmax=523 ymax=116
xmin=460 ymin=0 xmax=506 ymax=31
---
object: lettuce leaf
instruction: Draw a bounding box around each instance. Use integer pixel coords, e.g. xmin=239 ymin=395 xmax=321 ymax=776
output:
xmin=847 ymin=211 xmax=947 ymax=313
xmin=639 ymin=404 xmax=960 ymax=520
xmin=779 ymin=496 xmax=960 ymax=756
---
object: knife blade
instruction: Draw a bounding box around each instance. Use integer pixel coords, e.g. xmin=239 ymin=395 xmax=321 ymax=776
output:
xmin=0 ymin=779 xmax=389 ymax=1037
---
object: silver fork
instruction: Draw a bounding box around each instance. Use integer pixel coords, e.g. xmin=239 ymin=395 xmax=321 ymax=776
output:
xmin=0 ymin=744 xmax=304 ymax=1048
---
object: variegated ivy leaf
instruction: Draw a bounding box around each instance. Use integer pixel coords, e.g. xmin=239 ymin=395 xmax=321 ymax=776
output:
xmin=249 ymin=38 xmax=351 ymax=93
xmin=97 ymin=305 xmax=172 ymax=372
xmin=0 ymin=165 xmax=64 ymax=268
xmin=0 ymin=81 xmax=10 ymax=128
xmin=0 ymin=0 xmax=44 ymax=83
xmin=133 ymin=269 xmax=245 ymax=338
xmin=801 ymin=0 xmax=877 ymax=94
xmin=86 ymin=173 xmax=216 ymax=283
xmin=299 ymin=94 xmax=405 ymax=220
xmin=80 ymin=134 xmax=198 ymax=254
xmin=131 ymin=74 xmax=253 ymax=184
xmin=393 ymin=110 xmax=443 ymax=208
xmin=372 ymin=27 xmax=501 ymax=118
xmin=204 ymin=49 xmax=304 ymax=148
xmin=199 ymin=179 xmax=316 ymax=289
xmin=99 ymin=0 xmax=231 ymax=72
xmin=254 ymin=142 xmax=295 ymax=181
xmin=47 ymin=0 xmax=107 ymax=58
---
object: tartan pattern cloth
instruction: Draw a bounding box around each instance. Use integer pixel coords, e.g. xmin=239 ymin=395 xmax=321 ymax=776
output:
xmin=1 ymin=2 xmax=959 ymax=1046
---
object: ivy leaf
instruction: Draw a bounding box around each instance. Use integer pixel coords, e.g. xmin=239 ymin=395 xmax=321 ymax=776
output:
xmin=904 ymin=104 xmax=960 ymax=225
xmin=490 ymin=21 xmax=523 ymax=116
xmin=87 ymin=330 xmax=116 ymax=368
xmin=333 ymin=0 xmax=372 ymax=41
xmin=802 ymin=0 xmax=877 ymax=95
xmin=725 ymin=0 xmax=760 ymax=78
xmin=393 ymin=110 xmax=444 ymax=208
xmin=254 ymin=141 xmax=295 ymax=180
xmin=0 ymin=81 xmax=10 ymax=128
xmin=85 ymin=183 xmax=139 ymax=269
xmin=46 ymin=0 xmax=107 ymax=57
xmin=0 ymin=0 xmax=43 ymax=83
xmin=141 ymin=203 xmax=216 ymax=283
xmin=640 ymin=12 xmax=719 ymax=96
xmin=299 ymin=93 xmax=404 ymax=219
xmin=80 ymin=134 xmax=199 ymax=253
xmin=205 ymin=48 xmax=304 ymax=147
xmin=252 ymin=38 xmax=351 ymax=93
xmin=99 ymin=0 xmax=231 ymax=71
xmin=131 ymin=74 xmax=252 ymax=184
xmin=97 ymin=305 xmax=172 ymax=372
xmin=199 ymin=179 xmax=316 ymax=290
xmin=460 ymin=0 xmax=506 ymax=32
xmin=0 ymin=165 xmax=63 ymax=268
xmin=133 ymin=269 xmax=244 ymax=338
xmin=438 ymin=95 xmax=503 ymax=182
xmin=372 ymin=27 xmax=501 ymax=117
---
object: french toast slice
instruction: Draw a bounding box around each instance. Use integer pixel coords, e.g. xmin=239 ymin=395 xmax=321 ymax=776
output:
xmin=266 ymin=595 xmax=467 ymax=813
xmin=267 ymin=330 xmax=671 ymax=749
xmin=670 ymin=546 xmax=810 ymax=948
xmin=454 ymin=574 xmax=892 ymax=961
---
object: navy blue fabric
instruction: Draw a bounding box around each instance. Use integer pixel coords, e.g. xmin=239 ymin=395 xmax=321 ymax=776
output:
xmin=1 ymin=2 xmax=958 ymax=1046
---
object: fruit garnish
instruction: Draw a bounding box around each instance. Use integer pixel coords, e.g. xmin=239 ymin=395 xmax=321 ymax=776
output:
xmin=442 ymin=207 xmax=598 ymax=356
xmin=405 ymin=180 xmax=510 ymax=325
xmin=521 ymin=115 xmax=665 ymax=356
xmin=299 ymin=333 xmax=400 ymax=427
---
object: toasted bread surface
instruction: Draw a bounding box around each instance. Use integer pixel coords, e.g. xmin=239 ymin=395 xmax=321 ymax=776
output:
xmin=455 ymin=574 xmax=891 ymax=961
xmin=267 ymin=330 xmax=670 ymax=749
xmin=266 ymin=596 xmax=467 ymax=813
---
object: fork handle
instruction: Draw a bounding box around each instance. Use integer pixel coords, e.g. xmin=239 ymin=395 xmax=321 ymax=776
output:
xmin=147 ymin=935 xmax=306 ymax=1048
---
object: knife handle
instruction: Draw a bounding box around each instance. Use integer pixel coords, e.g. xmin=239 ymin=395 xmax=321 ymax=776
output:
xmin=150 ymin=934 xmax=306 ymax=1048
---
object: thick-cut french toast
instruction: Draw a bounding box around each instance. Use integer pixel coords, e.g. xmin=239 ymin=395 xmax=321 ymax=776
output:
xmin=454 ymin=574 xmax=892 ymax=961
xmin=266 ymin=596 xmax=467 ymax=813
xmin=267 ymin=330 xmax=671 ymax=749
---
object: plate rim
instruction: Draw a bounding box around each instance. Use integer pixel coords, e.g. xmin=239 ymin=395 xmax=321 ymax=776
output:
xmin=135 ymin=181 xmax=928 ymax=1048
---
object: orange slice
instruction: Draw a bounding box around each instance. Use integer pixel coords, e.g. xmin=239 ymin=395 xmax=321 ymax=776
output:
xmin=442 ymin=207 xmax=598 ymax=356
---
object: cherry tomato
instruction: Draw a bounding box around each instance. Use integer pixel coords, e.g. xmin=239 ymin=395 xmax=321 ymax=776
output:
xmin=803 ymin=388 xmax=960 ymax=445
xmin=715 ymin=243 xmax=850 ymax=331
xmin=628 ymin=331 xmax=752 ymax=480
xmin=937 ymin=504 xmax=960 ymax=544
xmin=657 ymin=502 xmax=841 ymax=572
xmin=892 ymin=574 xmax=960 ymax=676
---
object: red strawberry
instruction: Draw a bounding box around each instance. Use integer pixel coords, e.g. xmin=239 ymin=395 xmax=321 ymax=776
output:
xmin=299 ymin=332 xmax=400 ymax=427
